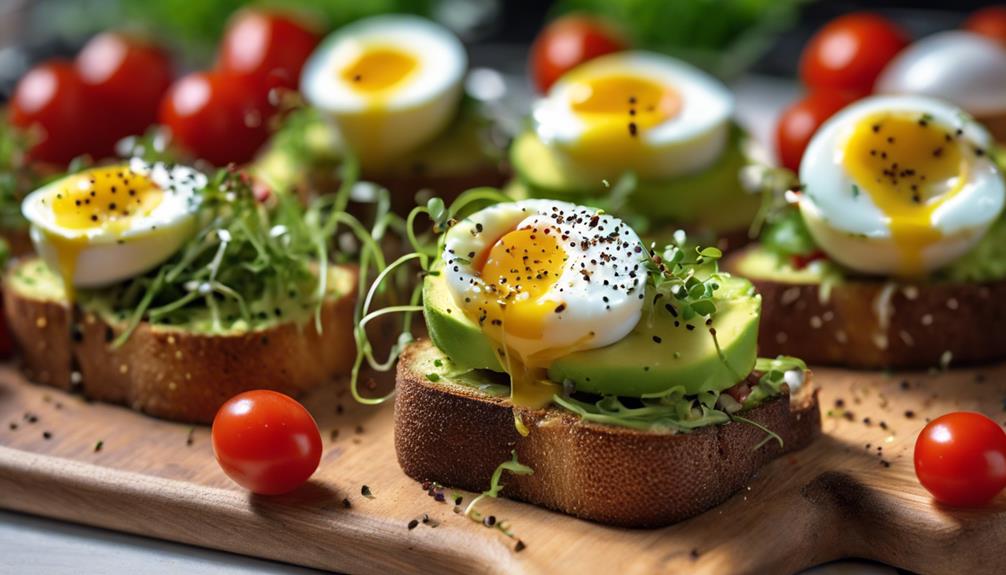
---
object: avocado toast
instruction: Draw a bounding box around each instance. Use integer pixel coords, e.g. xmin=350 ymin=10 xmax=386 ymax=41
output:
xmin=726 ymin=96 xmax=1006 ymax=368
xmin=507 ymin=51 xmax=761 ymax=246
xmin=281 ymin=15 xmax=508 ymax=214
xmin=356 ymin=193 xmax=820 ymax=527
xmin=3 ymin=162 xmax=375 ymax=423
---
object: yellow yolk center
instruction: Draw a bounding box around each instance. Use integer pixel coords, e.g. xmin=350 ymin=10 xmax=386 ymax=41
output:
xmin=336 ymin=45 xmax=418 ymax=169
xmin=843 ymin=113 xmax=970 ymax=277
xmin=566 ymin=73 xmax=681 ymax=167
xmin=42 ymin=166 xmax=163 ymax=299
xmin=467 ymin=227 xmax=568 ymax=411
xmin=341 ymin=46 xmax=417 ymax=93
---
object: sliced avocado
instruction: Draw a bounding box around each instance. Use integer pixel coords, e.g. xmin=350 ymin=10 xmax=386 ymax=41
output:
xmin=422 ymin=268 xmax=503 ymax=371
xmin=255 ymin=100 xmax=499 ymax=193
xmin=422 ymin=270 xmax=759 ymax=397
xmin=509 ymin=127 xmax=760 ymax=232
xmin=731 ymin=245 xmax=829 ymax=284
xmin=7 ymin=257 xmax=66 ymax=301
xmin=548 ymin=276 xmax=759 ymax=396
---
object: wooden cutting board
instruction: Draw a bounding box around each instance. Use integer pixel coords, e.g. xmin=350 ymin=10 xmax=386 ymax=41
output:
xmin=1 ymin=359 xmax=1005 ymax=575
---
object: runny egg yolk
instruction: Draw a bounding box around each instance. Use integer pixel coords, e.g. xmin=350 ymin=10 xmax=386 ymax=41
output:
xmin=465 ymin=227 xmax=568 ymax=411
xmin=42 ymin=166 xmax=163 ymax=300
xmin=337 ymin=45 xmax=419 ymax=167
xmin=842 ymin=113 xmax=970 ymax=277
xmin=566 ymin=73 xmax=681 ymax=166
xmin=341 ymin=46 xmax=417 ymax=93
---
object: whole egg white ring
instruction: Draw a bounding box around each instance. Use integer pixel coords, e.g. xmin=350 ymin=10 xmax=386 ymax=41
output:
xmin=442 ymin=199 xmax=647 ymax=359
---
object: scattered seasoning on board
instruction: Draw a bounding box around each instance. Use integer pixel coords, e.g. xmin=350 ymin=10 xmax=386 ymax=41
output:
xmin=94 ymin=440 xmax=104 ymax=453
xmin=904 ymin=410 xmax=915 ymax=419
xmin=355 ymin=425 xmax=364 ymax=435
xmin=407 ymin=519 xmax=419 ymax=530
xmin=341 ymin=498 xmax=351 ymax=509
xmin=8 ymin=422 xmax=17 ymax=431
xmin=42 ymin=431 xmax=52 ymax=440
xmin=361 ymin=485 xmax=375 ymax=499
xmin=330 ymin=429 xmax=340 ymax=441
xmin=186 ymin=427 xmax=195 ymax=446
xmin=514 ymin=540 xmax=526 ymax=552
xmin=690 ymin=548 xmax=701 ymax=560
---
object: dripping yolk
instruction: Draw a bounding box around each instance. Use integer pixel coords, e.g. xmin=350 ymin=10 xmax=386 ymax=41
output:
xmin=42 ymin=165 xmax=164 ymax=301
xmin=341 ymin=46 xmax=417 ymax=93
xmin=566 ymin=73 xmax=681 ymax=166
xmin=842 ymin=112 xmax=969 ymax=276
xmin=477 ymin=227 xmax=567 ymax=342
xmin=464 ymin=226 xmax=567 ymax=411
xmin=49 ymin=166 xmax=163 ymax=232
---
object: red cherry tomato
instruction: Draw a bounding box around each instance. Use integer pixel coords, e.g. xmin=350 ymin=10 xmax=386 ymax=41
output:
xmin=914 ymin=412 xmax=1006 ymax=507
xmin=159 ymin=71 xmax=273 ymax=166
xmin=530 ymin=15 xmax=628 ymax=93
xmin=799 ymin=12 xmax=909 ymax=96
xmin=76 ymin=32 xmax=174 ymax=157
xmin=8 ymin=60 xmax=92 ymax=165
xmin=964 ymin=6 xmax=1006 ymax=46
xmin=775 ymin=91 xmax=855 ymax=172
xmin=217 ymin=9 xmax=320 ymax=93
xmin=212 ymin=390 xmax=322 ymax=495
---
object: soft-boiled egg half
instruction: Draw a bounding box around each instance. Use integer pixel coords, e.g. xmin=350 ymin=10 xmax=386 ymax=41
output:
xmin=300 ymin=15 xmax=466 ymax=168
xmin=876 ymin=32 xmax=1006 ymax=139
xmin=531 ymin=51 xmax=733 ymax=180
xmin=443 ymin=199 xmax=647 ymax=407
xmin=799 ymin=95 xmax=1005 ymax=278
xmin=22 ymin=159 xmax=206 ymax=295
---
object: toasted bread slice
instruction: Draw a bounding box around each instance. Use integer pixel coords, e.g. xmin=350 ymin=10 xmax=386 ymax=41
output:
xmin=4 ymin=257 xmax=358 ymax=423
xmin=724 ymin=246 xmax=1006 ymax=369
xmin=394 ymin=340 xmax=820 ymax=528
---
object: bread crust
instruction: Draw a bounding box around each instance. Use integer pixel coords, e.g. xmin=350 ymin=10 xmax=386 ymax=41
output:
xmin=724 ymin=247 xmax=1006 ymax=369
xmin=394 ymin=340 xmax=820 ymax=528
xmin=4 ymin=258 xmax=358 ymax=423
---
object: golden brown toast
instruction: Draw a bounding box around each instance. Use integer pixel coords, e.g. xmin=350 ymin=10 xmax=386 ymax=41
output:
xmin=394 ymin=339 xmax=821 ymax=528
xmin=4 ymin=257 xmax=358 ymax=423
xmin=725 ymin=247 xmax=1006 ymax=369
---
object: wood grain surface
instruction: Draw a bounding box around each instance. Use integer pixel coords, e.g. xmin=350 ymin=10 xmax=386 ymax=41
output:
xmin=1 ymin=360 xmax=1005 ymax=575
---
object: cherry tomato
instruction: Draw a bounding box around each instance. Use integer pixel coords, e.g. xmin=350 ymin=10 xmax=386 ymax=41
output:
xmin=8 ymin=60 xmax=92 ymax=165
xmin=775 ymin=91 xmax=855 ymax=172
xmin=217 ymin=9 xmax=320 ymax=93
xmin=964 ymin=6 xmax=1006 ymax=46
xmin=799 ymin=12 xmax=909 ymax=96
xmin=530 ymin=14 xmax=628 ymax=93
xmin=76 ymin=32 xmax=174 ymax=157
xmin=159 ymin=70 xmax=273 ymax=166
xmin=914 ymin=412 xmax=1006 ymax=507
xmin=212 ymin=390 xmax=322 ymax=495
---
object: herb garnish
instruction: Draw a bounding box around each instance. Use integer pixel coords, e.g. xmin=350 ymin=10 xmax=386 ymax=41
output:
xmin=78 ymin=158 xmax=389 ymax=346
xmin=463 ymin=450 xmax=532 ymax=518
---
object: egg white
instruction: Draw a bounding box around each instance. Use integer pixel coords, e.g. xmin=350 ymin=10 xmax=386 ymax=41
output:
xmin=531 ymin=51 xmax=733 ymax=180
xmin=442 ymin=199 xmax=647 ymax=360
xmin=877 ymin=31 xmax=1006 ymax=118
xmin=799 ymin=95 xmax=1005 ymax=276
xmin=300 ymin=15 xmax=467 ymax=167
xmin=23 ymin=159 xmax=206 ymax=288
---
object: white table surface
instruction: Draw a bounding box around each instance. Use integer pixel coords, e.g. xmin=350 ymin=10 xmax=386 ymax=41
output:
xmin=0 ymin=75 xmax=903 ymax=574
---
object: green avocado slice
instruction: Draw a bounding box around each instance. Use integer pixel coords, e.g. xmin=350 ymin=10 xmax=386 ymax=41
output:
xmin=508 ymin=127 xmax=760 ymax=233
xmin=422 ymin=270 xmax=760 ymax=397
